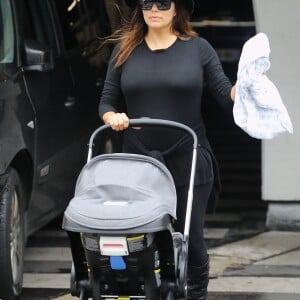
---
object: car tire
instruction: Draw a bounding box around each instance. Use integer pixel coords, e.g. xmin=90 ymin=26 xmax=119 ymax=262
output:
xmin=0 ymin=168 xmax=25 ymax=300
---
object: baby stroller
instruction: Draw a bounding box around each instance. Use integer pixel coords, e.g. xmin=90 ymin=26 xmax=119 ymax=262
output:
xmin=62 ymin=118 xmax=198 ymax=300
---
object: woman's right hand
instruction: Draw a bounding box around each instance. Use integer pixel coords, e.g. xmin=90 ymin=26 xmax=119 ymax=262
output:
xmin=103 ymin=112 xmax=129 ymax=131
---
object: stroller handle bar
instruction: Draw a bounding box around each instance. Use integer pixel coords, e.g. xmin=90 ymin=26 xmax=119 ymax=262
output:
xmin=87 ymin=118 xmax=198 ymax=240
xmin=88 ymin=118 xmax=198 ymax=159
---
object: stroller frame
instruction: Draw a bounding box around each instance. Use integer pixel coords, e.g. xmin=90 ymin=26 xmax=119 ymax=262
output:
xmin=64 ymin=118 xmax=198 ymax=300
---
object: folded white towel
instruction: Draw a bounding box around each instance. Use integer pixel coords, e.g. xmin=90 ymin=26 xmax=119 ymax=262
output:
xmin=233 ymin=32 xmax=293 ymax=139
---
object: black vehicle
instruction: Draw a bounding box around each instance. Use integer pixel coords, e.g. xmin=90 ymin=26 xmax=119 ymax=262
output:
xmin=0 ymin=0 xmax=127 ymax=299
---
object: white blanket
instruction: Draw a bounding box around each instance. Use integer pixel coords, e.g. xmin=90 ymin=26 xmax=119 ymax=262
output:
xmin=233 ymin=32 xmax=293 ymax=139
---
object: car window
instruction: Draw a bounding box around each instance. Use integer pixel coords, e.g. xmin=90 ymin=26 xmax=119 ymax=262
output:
xmin=0 ymin=0 xmax=14 ymax=64
xmin=19 ymin=0 xmax=58 ymax=54
xmin=53 ymin=0 xmax=86 ymax=51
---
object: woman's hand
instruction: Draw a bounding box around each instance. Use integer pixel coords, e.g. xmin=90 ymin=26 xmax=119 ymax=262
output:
xmin=103 ymin=112 xmax=129 ymax=131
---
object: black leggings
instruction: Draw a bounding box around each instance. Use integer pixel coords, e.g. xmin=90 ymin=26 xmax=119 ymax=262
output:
xmin=175 ymin=182 xmax=213 ymax=267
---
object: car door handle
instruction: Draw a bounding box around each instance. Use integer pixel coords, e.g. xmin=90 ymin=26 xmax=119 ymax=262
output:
xmin=64 ymin=96 xmax=76 ymax=108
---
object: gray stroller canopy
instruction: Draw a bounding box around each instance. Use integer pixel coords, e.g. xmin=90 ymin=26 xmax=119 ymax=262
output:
xmin=63 ymin=153 xmax=177 ymax=233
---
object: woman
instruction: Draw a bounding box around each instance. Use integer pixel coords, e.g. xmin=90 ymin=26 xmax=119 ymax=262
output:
xmin=99 ymin=1 xmax=235 ymax=299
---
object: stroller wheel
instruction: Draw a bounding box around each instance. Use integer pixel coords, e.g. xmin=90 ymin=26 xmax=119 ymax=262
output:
xmin=70 ymin=261 xmax=85 ymax=297
xmin=92 ymin=278 xmax=101 ymax=300
xmin=70 ymin=262 xmax=78 ymax=296
xmin=165 ymin=290 xmax=175 ymax=300
xmin=144 ymin=271 xmax=160 ymax=300
xmin=178 ymin=242 xmax=188 ymax=296
xmin=79 ymin=287 xmax=89 ymax=300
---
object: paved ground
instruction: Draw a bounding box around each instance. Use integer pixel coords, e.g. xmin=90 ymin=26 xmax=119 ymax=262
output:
xmin=20 ymin=211 xmax=300 ymax=299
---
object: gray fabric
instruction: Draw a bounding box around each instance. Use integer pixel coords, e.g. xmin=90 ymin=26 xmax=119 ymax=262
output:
xmin=63 ymin=153 xmax=177 ymax=231
xmin=62 ymin=214 xmax=172 ymax=234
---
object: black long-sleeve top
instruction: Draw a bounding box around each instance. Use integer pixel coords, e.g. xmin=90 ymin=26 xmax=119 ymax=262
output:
xmin=99 ymin=36 xmax=233 ymax=211
xmin=99 ymin=37 xmax=232 ymax=150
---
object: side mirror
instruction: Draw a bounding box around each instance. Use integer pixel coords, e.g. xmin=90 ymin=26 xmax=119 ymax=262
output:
xmin=23 ymin=39 xmax=54 ymax=72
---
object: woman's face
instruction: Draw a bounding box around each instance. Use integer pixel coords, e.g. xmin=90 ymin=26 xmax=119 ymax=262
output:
xmin=142 ymin=1 xmax=176 ymax=31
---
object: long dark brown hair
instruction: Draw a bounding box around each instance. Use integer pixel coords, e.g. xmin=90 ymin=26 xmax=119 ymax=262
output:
xmin=108 ymin=1 xmax=197 ymax=68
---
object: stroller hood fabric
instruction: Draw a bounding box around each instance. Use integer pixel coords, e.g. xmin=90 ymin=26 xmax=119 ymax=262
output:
xmin=63 ymin=153 xmax=177 ymax=232
xmin=234 ymin=32 xmax=293 ymax=139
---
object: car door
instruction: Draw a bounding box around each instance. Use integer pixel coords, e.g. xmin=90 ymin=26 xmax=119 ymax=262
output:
xmin=16 ymin=0 xmax=81 ymax=224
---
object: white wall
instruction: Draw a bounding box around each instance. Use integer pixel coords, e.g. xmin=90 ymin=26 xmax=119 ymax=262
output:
xmin=252 ymin=0 xmax=300 ymax=201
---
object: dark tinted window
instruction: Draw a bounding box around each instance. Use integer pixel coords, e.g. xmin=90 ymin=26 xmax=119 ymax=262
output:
xmin=19 ymin=0 xmax=57 ymax=52
xmin=0 ymin=0 xmax=14 ymax=63
xmin=54 ymin=0 xmax=86 ymax=50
